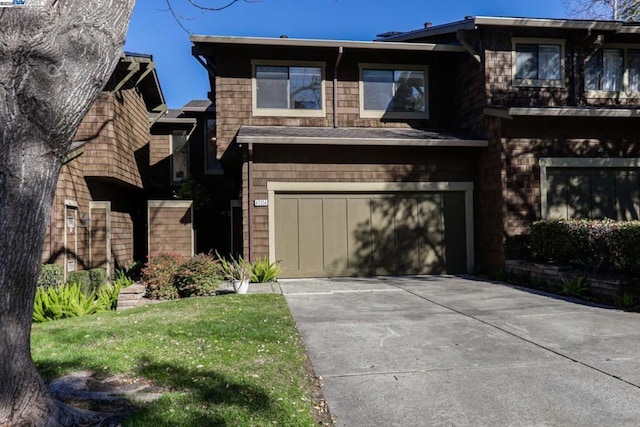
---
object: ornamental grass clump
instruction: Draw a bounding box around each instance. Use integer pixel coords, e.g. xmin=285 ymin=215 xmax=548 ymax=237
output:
xmin=251 ymin=257 xmax=282 ymax=283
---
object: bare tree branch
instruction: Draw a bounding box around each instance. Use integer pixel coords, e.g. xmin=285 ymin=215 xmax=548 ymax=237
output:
xmin=565 ymin=0 xmax=640 ymax=20
xmin=163 ymin=0 xmax=193 ymax=34
xmin=163 ymin=0 xmax=259 ymax=34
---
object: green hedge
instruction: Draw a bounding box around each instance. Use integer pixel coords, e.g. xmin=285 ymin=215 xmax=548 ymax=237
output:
xmin=531 ymin=219 xmax=640 ymax=274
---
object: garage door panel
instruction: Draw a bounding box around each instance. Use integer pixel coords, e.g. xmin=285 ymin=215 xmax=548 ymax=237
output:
xmin=275 ymin=197 xmax=300 ymax=271
xmin=347 ymin=198 xmax=373 ymax=273
xmin=418 ymin=195 xmax=445 ymax=274
xmin=395 ymin=198 xmax=421 ymax=274
xmin=275 ymin=191 xmax=467 ymax=278
xmin=568 ymin=175 xmax=592 ymax=219
xmin=617 ymin=172 xmax=640 ymax=220
xmin=298 ymin=198 xmax=324 ymax=272
xmin=591 ymin=174 xmax=616 ymax=219
xmin=370 ymin=197 xmax=396 ymax=275
xmin=323 ymin=198 xmax=349 ymax=273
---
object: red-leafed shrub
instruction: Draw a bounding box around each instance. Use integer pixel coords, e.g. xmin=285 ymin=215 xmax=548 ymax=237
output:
xmin=175 ymin=253 xmax=222 ymax=297
xmin=141 ymin=253 xmax=185 ymax=300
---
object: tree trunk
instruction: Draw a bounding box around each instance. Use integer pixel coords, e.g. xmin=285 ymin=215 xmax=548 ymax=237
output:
xmin=0 ymin=1 xmax=135 ymax=425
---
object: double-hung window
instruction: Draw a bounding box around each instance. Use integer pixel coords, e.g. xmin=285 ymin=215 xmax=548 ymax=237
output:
xmin=512 ymin=38 xmax=565 ymax=87
xmin=252 ymin=61 xmax=325 ymax=117
xmin=585 ymin=47 xmax=640 ymax=94
xmin=359 ymin=64 xmax=428 ymax=119
xmin=171 ymin=130 xmax=189 ymax=185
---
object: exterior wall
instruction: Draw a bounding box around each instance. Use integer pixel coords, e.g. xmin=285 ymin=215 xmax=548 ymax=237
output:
xmin=42 ymin=158 xmax=92 ymax=274
xmin=148 ymin=201 xmax=195 ymax=257
xmin=214 ymin=45 xmax=460 ymax=156
xmin=42 ymin=86 xmax=152 ymax=275
xmin=453 ymin=54 xmax=486 ymax=137
xmin=244 ymin=145 xmax=479 ymax=261
xmin=78 ymin=90 xmax=149 ymax=188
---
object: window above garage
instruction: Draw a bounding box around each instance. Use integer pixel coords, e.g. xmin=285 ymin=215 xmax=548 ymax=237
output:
xmin=252 ymin=60 xmax=326 ymax=117
xmin=359 ymin=63 xmax=429 ymax=119
xmin=512 ymin=38 xmax=565 ymax=88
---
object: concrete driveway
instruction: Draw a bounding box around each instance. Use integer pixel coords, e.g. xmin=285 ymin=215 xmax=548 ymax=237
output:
xmin=281 ymin=276 xmax=640 ymax=426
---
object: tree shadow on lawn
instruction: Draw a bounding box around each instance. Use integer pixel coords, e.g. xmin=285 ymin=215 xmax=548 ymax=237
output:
xmin=34 ymin=355 xmax=273 ymax=426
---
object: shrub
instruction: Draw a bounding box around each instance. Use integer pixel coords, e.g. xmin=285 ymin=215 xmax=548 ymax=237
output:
xmin=89 ymin=268 xmax=107 ymax=293
xmin=175 ymin=254 xmax=222 ymax=297
xmin=141 ymin=253 xmax=184 ymax=300
xmin=38 ymin=264 xmax=63 ymax=290
xmin=530 ymin=219 xmax=640 ymax=274
xmin=66 ymin=270 xmax=91 ymax=296
xmin=250 ymin=257 xmax=281 ymax=283
xmin=560 ymin=276 xmax=589 ymax=298
xmin=33 ymin=283 xmax=104 ymax=323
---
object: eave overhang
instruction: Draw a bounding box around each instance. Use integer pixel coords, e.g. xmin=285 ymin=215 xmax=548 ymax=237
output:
xmin=484 ymin=106 xmax=640 ymax=119
xmin=190 ymin=35 xmax=466 ymax=53
xmin=236 ymin=126 xmax=487 ymax=147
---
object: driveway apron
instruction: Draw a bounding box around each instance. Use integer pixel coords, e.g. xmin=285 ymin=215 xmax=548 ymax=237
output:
xmin=281 ymin=276 xmax=640 ymax=426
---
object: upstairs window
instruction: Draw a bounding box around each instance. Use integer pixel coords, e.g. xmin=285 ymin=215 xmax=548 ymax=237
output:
xmin=359 ymin=64 xmax=429 ymax=119
xmin=252 ymin=61 xmax=325 ymax=117
xmin=585 ymin=47 xmax=640 ymax=93
xmin=512 ymin=38 xmax=564 ymax=87
xmin=171 ymin=130 xmax=189 ymax=184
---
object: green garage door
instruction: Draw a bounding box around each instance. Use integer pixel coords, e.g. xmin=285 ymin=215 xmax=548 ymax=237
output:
xmin=274 ymin=192 xmax=467 ymax=278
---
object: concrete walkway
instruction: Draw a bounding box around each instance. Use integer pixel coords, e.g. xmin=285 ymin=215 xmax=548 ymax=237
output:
xmin=281 ymin=276 xmax=640 ymax=426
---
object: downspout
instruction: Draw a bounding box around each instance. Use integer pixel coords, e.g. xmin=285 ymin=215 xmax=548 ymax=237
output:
xmin=333 ymin=46 xmax=343 ymax=128
xmin=50 ymin=194 xmax=56 ymax=261
xmin=247 ymin=143 xmax=253 ymax=262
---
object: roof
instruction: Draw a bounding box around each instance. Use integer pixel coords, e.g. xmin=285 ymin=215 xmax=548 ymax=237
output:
xmin=108 ymin=53 xmax=167 ymax=116
xmin=378 ymin=16 xmax=640 ymax=42
xmin=182 ymin=99 xmax=214 ymax=112
xmin=155 ymin=108 xmax=198 ymax=125
xmin=190 ymin=35 xmax=466 ymax=53
xmin=236 ymin=126 xmax=487 ymax=147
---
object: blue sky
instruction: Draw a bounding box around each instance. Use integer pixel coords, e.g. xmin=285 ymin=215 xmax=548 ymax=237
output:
xmin=124 ymin=0 xmax=571 ymax=108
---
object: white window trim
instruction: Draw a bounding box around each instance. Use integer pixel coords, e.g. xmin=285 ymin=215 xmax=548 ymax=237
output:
xmin=251 ymin=60 xmax=326 ymax=118
xmin=170 ymin=130 xmax=189 ymax=185
xmin=584 ymin=44 xmax=640 ymax=98
xmin=539 ymin=157 xmax=640 ymax=219
xmin=512 ymin=38 xmax=566 ymax=88
xmin=266 ymin=181 xmax=474 ymax=274
xmin=358 ymin=63 xmax=430 ymax=119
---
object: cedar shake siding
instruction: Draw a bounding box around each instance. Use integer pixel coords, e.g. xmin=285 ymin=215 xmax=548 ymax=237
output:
xmin=148 ymin=201 xmax=194 ymax=257
xmin=42 ymin=54 xmax=165 ymax=277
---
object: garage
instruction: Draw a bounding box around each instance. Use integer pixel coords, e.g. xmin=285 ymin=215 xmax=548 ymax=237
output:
xmin=270 ymin=184 xmax=473 ymax=278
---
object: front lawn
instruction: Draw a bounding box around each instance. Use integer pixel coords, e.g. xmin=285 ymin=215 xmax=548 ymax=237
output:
xmin=31 ymin=294 xmax=322 ymax=426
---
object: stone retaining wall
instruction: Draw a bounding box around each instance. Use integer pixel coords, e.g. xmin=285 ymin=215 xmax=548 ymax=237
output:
xmin=505 ymin=260 xmax=635 ymax=299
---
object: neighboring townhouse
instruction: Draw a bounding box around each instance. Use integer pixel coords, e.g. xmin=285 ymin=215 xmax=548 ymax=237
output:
xmin=42 ymin=53 xmax=166 ymax=278
xmin=190 ymin=16 xmax=640 ymax=278
xmin=381 ymin=16 xmax=640 ymax=271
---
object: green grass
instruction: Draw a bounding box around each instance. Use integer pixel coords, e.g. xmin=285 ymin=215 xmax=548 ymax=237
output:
xmin=31 ymin=295 xmax=318 ymax=426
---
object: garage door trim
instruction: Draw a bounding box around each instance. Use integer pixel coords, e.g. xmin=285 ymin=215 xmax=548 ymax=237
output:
xmin=267 ymin=181 xmax=475 ymax=274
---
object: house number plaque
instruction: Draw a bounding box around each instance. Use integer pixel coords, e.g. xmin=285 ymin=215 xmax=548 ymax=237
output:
xmin=254 ymin=199 xmax=268 ymax=207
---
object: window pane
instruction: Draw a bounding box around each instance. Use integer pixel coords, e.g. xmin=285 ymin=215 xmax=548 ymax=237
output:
xmin=602 ymin=49 xmax=623 ymax=91
xmin=363 ymin=69 xmax=393 ymax=110
xmin=391 ymin=70 xmax=425 ymax=112
xmin=628 ymin=50 xmax=640 ymax=92
xmin=171 ymin=131 xmax=188 ymax=182
xmin=256 ymin=66 xmax=288 ymax=108
xmin=585 ymin=52 xmax=602 ymax=90
xmin=515 ymin=44 xmax=538 ymax=79
xmin=289 ymin=67 xmax=322 ymax=110
xmin=538 ymin=45 xmax=561 ymax=80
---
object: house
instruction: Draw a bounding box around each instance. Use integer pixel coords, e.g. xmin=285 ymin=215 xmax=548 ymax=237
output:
xmin=189 ymin=16 xmax=640 ymax=278
xmin=42 ymin=53 xmax=169 ymax=278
